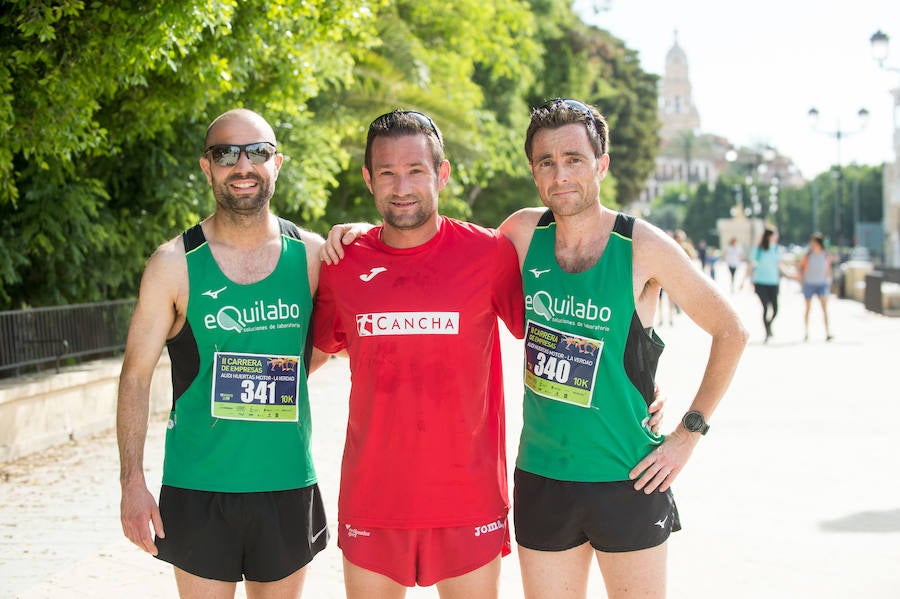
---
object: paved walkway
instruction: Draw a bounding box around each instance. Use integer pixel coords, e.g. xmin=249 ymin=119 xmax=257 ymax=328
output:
xmin=2 ymin=264 xmax=899 ymax=598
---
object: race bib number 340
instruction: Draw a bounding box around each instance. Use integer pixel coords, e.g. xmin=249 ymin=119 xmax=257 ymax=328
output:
xmin=524 ymin=321 xmax=603 ymax=407
xmin=211 ymin=352 xmax=300 ymax=421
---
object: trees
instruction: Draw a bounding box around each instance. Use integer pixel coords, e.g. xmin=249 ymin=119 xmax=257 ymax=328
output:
xmin=309 ymin=0 xmax=540 ymax=232
xmin=470 ymin=3 xmax=660 ymax=225
xmin=777 ymin=165 xmax=883 ymax=249
xmin=1 ymin=0 xmax=376 ymax=308
xmin=646 ymin=165 xmax=884 ymax=257
xmin=1 ymin=1 xmax=660 ymax=308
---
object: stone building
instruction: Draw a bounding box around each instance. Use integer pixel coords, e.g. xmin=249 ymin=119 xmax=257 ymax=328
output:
xmin=633 ymin=32 xmax=802 ymax=226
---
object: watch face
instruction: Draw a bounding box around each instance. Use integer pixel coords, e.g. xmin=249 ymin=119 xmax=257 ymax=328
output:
xmin=684 ymin=411 xmax=705 ymax=432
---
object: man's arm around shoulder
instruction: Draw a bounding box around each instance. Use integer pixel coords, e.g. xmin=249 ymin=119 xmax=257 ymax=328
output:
xmin=498 ymin=208 xmax=544 ymax=269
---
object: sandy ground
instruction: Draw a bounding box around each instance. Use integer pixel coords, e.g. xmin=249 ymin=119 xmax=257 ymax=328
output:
xmin=3 ymin=262 xmax=900 ymax=598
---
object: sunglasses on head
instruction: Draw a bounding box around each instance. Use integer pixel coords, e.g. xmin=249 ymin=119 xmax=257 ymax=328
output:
xmin=369 ymin=110 xmax=442 ymax=144
xmin=540 ymin=98 xmax=600 ymax=134
xmin=204 ymin=142 xmax=277 ymax=166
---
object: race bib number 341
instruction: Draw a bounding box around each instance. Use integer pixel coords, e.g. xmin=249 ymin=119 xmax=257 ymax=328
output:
xmin=211 ymin=352 xmax=300 ymax=421
xmin=524 ymin=321 xmax=603 ymax=407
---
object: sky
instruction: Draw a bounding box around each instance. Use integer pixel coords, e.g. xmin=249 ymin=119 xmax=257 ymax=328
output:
xmin=573 ymin=0 xmax=900 ymax=179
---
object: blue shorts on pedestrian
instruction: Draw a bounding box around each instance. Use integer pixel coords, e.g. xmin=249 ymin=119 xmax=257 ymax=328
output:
xmin=802 ymin=283 xmax=829 ymax=299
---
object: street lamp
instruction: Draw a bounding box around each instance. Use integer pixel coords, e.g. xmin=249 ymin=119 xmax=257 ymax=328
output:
xmin=870 ymin=29 xmax=900 ymax=266
xmin=870 ymin=30 xmax=900 ymax=73
xmin=725 ymin=146 xmax=779 ymax=233
xmin=807 ymin=106 xmax=869 ymax=245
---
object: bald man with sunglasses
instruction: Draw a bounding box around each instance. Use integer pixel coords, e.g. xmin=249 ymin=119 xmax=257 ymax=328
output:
xmin=117 ymin=108 xmax=329 ymax=599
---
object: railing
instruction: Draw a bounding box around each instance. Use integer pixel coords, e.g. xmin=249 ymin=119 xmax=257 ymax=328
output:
xmin=0 ymin=300 xmax=135 ymax=376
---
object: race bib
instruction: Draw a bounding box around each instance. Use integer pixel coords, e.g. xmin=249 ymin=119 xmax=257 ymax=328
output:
xmin=524 ymin=321 xmax=603 ymax=407
xmin=211 ymin=351 xmax=300 ymax=421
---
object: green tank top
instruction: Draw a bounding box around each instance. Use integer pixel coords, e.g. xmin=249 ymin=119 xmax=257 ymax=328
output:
xmin=162 ymin=218 xmax=316 ymax=492
xmin=517 ymin=211 xmax=664 ymax=482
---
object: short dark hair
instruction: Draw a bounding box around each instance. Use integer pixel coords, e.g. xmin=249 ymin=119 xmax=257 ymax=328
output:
xmin=364 ymin=110 xmax=444 ymax=173
xmin=524 ymin=99 xmax=609 ymax=162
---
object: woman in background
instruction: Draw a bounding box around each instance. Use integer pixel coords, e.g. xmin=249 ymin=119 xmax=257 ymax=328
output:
xmin=724 ymin=237 xmax=743 ymax=292
xmin=798 ymin=233 xmax=834 ymax=341
xmin=747 ymin=227 xmax=784 ymax=342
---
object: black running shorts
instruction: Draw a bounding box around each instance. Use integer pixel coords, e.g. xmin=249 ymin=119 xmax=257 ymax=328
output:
xmin=513 ymin=468 xmax=680 ymax=553
xmin=155 ymin=484 xmax=329 ymax=582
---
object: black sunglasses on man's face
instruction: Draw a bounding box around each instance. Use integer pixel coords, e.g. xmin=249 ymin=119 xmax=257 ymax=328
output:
xmin=204 ymin=142 xmax=277 ymax=166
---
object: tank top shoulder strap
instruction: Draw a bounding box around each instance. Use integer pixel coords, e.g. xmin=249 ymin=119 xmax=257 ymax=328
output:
xmin=278 ymin=217 xmax=303 ymax=240
xmin=612 ymin=212 xmax=635 ymax=239
xmin=537 ymin=209 xmax=555 ymax=227
xmin=182 ymin=222 xmax=206 ymax=252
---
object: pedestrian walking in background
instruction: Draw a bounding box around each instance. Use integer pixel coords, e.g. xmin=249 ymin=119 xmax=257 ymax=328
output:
xmin=724 ymin=237 xmax=744 ymax=292
xmin=798 ymin=233 xmax=834 ymax=341
xmin=747 ymin=227 xmax=787 ymax=342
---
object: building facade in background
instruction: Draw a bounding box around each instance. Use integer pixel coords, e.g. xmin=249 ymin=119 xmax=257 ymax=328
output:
xmin=633 ymin=33 xmax=802 ymax=220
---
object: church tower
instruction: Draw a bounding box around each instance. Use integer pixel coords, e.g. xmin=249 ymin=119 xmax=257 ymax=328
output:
xmin=658 ymin=31 xmax=701 ymax=142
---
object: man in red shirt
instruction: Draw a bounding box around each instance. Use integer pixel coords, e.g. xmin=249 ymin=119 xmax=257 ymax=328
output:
xmin=312 ymin=110 xmax=524 ymax=598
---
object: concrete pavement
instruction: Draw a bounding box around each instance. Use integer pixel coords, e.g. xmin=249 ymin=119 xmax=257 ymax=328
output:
xmin=2 ymin=263 xmax=899 ymax=598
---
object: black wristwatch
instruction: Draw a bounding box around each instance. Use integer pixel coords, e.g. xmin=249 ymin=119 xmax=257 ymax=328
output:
xmin=682 ymin=410 xmax=710 ymax=435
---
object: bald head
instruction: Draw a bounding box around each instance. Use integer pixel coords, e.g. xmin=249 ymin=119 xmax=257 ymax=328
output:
xmin=204 ymin=108 xmax=277 ymax=148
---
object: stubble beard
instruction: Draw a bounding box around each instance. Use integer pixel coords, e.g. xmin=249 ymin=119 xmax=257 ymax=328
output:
xmin=213 ymin=173 xmax=274 ymax=216
xmin=381 ymin=195 xmax=434 ymax=231
xmin=543 ymin=182 xmax=600 ymax=218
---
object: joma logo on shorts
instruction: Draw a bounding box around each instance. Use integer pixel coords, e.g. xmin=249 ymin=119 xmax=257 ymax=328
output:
xmin=473 ymin=519 xmax=505 ymax=537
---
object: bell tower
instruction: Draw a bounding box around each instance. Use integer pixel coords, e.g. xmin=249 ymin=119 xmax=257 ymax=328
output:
xmin=658 ymin=30 xmax=701 ymax=142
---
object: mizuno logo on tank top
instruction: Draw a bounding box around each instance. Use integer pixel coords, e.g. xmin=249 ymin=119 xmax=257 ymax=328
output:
xmin=202 ymin=286 xmax=227 ymax=299
xmin=355 ymin=311 xmax=460 ymax=336
xmin=203 ymin=298 xmax=304 ymax=333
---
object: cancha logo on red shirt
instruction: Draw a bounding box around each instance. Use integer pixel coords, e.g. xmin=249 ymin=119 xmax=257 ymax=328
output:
xmin=355 ymin=312 xmax=460 ymax=336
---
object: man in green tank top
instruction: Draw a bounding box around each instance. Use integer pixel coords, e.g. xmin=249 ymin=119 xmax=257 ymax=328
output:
xmin=498 ymin=99 xmax=749 ymax=598
xmin=116 ymin=108 xmax=329 ymax=598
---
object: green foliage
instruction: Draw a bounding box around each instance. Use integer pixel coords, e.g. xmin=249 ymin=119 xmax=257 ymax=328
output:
xmin=1 ymin=0 xmax=376 ymax=307
xmin=310 ymin=0 xmax=541 ymax=231
xmin=646 ymin=164 xmax=884 ymax=257
xmin=1 ymin=0 xmax=662 ymax=308
xmin=777 ymin=164 xmax=883 ymax=249
xmin=470 ymin=7 xmax=658 ymax=225
xmin=681 ymin=182 xmax=722 ymax=244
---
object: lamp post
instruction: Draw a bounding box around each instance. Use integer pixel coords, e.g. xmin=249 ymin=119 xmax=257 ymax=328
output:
xmin=807 ymin=106 xmax=869 ymax=246
xmin=725 ymin=146 xmax=778 ymax=220
xmin=870 ymin=29 xmax=900 ymax=266
xmin=724 ymin=145 xmax=779 ymax=252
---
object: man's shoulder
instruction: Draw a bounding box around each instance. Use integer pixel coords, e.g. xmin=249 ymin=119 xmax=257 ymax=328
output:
xmin=150 ymin=234 xmax=187 ymax=266
xmin=318 ymin=230 xmax=380 ymax=277
xmin=499 ymin=208 xmax=545 ymax=233
xmin=438 ymin=217 xmax=513 ymax=254
xmin=630 ymin=218 xmax=688 ymax=267
xmin=441 ymin=216 xmax=499 ymax=239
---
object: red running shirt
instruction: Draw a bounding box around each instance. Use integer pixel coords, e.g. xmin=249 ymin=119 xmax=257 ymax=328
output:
xmin=314 ymin=217 xmax=525 ymax=528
